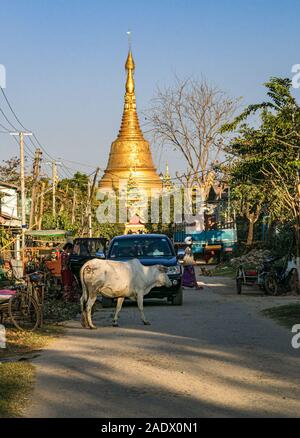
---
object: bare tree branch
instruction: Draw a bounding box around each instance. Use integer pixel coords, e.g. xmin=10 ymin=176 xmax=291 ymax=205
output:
xmin=145 ymin=77 xmax=239 ymax=198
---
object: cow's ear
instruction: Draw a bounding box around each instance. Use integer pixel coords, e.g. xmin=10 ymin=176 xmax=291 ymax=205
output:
xmin=158 ymin=265 xmax=167 ymax=273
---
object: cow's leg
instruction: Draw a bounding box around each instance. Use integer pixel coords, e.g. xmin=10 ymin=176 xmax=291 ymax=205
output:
xmin=80 ymin=276 xmax=89 ymax=328
xmin=112 ymin=297 xmax=125 ymax=327
xmin=80 ymin=294 xmax=88 ymax=328
xmin=137 ymin=293 xmax=150 ymax=325
xmin=86 ymin=294 xmax=98 ymax=329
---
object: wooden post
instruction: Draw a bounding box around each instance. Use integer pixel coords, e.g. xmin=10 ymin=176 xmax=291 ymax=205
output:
xmin=71 ymin=190 xmax=76 ymax=225
xmin=29 ymin=149 xmax=42 ymax=229
xmin=52 ymin=161 xmax=57 ymax=218
xmin=87 ymin=168 xmax=99 ymax=237
xmin=37 ymin=181 xmax=45 ymax=230
xmin=87 ymin=180 xmax=92 ymax=238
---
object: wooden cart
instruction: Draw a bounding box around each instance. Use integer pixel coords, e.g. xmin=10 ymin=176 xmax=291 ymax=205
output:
xmin=236 ymin=264 xmax=259 ymax=295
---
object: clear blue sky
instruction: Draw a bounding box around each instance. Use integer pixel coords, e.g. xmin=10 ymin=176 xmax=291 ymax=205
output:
xmin=0 ymin=0 xmax=299 ymax=177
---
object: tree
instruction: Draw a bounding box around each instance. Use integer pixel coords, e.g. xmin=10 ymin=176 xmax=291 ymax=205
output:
xmin=49 ymin=172 xmax=124 ymax=239
xmin=0 ymin=157 xmax=20 ymax=185
xmin=223 ymin=77 xmax=300 ymax=261
xmin=145 ymin=77 xmax=239 ymax=199
xmin=231 ymin=184 xmax=267 ymax=245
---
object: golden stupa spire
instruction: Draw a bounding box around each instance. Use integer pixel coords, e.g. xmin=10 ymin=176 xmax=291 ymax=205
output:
xmin=99 ymin=43 xmax=162 ymax=193
xmin=163 ymin=161 xmax=172 ymax=191
xmin=165 ymin=162 xmax=170 ymax=179
xmin=117 ymin=49 xmax=144 ymax=140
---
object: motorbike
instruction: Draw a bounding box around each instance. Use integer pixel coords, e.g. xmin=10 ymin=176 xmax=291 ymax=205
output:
xmin=257 ymin=256 xmax=282 ymax=293
xmin=260 ymin=256 xmax=299 ymax=295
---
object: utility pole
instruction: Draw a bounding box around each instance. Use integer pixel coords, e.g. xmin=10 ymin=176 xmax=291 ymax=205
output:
xmin=37 ymin=181 xmax=45 ymax=230
xmin=46 ymin=160 xmax=61 ymax=220
xmin=52 ymin=161 xmax=57 ymax=218
xmin=87 ymin=180 xmax=92 ymax=238
xmin=29 ymin=148 xmax=42 ymax=229
xmin=71 ymin=190 xmax=76 ymax=225
xmin=87 ymin=168 xmax=100 ymax=238
xmin=227 ymin=185 xmax=231 ymax=225
xmin=10 ymin=131 xmax=32 ymax=258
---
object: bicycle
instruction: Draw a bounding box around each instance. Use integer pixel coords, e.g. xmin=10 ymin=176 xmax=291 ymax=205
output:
xmin=9 ymin=282 xmax=40 ymax=331
xmin=0 ymin=270 xmax=44 ymax=331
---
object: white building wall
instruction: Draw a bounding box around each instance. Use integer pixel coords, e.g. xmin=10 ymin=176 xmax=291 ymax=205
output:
xmin=0 ymin=186 xmax=19 ymax=219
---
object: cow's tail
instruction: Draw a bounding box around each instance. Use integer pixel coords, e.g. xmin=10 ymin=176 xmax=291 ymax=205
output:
xmin=80 ymin=265 xmax=89 ymax=327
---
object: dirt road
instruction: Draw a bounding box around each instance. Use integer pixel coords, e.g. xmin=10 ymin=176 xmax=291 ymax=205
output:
xmin=25 ymin=277 xmax=300 ymax=418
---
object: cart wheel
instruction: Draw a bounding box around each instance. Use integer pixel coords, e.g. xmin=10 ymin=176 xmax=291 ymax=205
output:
xmin=236 ymin=278 xmax=242 ymax=295
xmin=9 ymin=295 xmax=40 ymax=331
xmin=264 ymin=273 xmax=278 ymax=296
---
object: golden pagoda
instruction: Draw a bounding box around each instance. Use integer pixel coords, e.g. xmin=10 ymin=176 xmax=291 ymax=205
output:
xmin=99 ymin=50 xmax=162 ymax=193
xmin=162 ymin=162 xmax=173 ymax=191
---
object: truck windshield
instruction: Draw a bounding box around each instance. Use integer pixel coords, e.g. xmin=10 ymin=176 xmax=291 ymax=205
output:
xmin=73 ymin=239 xmax=105 ymax=257
xmin=109 ymin=237 xmax=173 ymax=258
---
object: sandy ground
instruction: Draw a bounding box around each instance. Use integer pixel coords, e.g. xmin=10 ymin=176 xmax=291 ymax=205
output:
xmin=25 ymin=275 xmax=300 ymax=418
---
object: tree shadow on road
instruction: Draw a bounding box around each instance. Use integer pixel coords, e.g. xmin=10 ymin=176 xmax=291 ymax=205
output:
xmin=25 ymin=282 xmax=300 ymax=418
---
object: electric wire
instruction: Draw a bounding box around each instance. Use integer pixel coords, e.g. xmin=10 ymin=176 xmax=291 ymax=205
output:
xmin=0 ymin=86 xmax=73 ymax=179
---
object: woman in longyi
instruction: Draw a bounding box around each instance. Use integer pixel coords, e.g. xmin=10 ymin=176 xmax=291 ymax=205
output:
xmin=182 ymin=247 xmax=203 ymax=290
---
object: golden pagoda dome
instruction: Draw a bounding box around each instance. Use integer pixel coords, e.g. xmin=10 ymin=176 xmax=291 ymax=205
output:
xmin=99 ymin=49 xmax=162 ymax=194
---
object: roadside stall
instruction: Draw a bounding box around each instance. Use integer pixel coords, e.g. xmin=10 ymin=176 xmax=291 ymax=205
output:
xmin=0 ymin=230 xmax=71 ymax=331
xmin=24 ymin=230 xmax=71 ymax=297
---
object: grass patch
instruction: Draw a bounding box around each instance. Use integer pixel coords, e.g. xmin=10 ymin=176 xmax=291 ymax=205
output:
xmin=0 ymin=298 xmax=77 ymax=417
xmin=211 ymin=264 xmax=236 ymax=278
xmin=0 ymin=325 xmax=64 ymax=417
xmin=0 ymin=299 xmax=77 ymax=359
xmin=0 ymin=362 xmax=35 ymax=417
xmin=0 ymin=324 xmax=64 ymax=359
xmin=262 ymin=304 xmax=300 ymax=329
xmin=0 ymin=297 xmax=76 ymax=417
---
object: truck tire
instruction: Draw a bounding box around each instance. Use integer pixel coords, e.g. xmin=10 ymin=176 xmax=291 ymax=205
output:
xmin=102 ymin=297 xmax=114 ymax=308
xmin=171 ymin=287 xmax=183 ymax=305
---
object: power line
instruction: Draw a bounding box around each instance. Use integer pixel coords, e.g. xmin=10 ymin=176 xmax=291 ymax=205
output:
xmin=58 ymin=158 xmax=99 ymax=169
xmin=10 ymin=135 xmax=35 ymax=160
xmin=0 ymin=101 xmax=36 ymax=158
xmin=0 ymin=107 xmax=18 ymax=131
xmin=0 ymin=86 xmax=73 ymax=179
xmin=0 ymin=87 xmax=28 ymax=130
xmin=0 ymin=122 xmax=10 ymax=132
xmin=0 ymin=86 xmax=54 ymax=161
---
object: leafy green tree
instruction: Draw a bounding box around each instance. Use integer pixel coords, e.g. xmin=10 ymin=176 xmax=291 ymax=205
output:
xmin=230 ymin=184 xmax=267 ymax=245
xmin=222 ymin=77 xmax=300 ymax=259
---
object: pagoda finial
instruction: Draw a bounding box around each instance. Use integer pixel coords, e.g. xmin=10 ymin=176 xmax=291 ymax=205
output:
xmin=163 ymin=161 xmax=172 ymax=191
xmin=165 ymin=162 xmax=170 ymax=179
xmin=125 ymin=50 xmax=135 ymax=94
xmin=117 ymin=45 xmax=143 ymax=141
xmin=126 ymin=30 xmax=132 ymax=50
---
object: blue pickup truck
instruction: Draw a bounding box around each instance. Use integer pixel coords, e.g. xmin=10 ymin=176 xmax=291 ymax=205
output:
xmin=106 ymin=234 xmax=183 ymax=306
xmin=69 ymin=234 xmax=183 ymax=308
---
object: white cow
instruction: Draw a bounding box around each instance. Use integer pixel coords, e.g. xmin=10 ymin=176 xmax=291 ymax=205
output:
xmin=80 ymin=258 xmax=172 ymax=329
